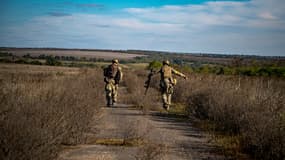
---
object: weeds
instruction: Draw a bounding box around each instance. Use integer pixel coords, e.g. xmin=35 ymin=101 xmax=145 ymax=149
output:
xmin=134 ymin=143 xmax=168 ymax=160
xmin=0 ymin=65 xmax=104 ymax=160
xmin=176 ymin=74 xmax=285 ymax=159
xmin=122 ymin=69 xmax=161 ymax=113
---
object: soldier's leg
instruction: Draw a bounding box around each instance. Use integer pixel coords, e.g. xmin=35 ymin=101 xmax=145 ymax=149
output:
xmin=164 ymin=79 xmax=172 ymax=110
xmin=113 ymin=84 xmax=118 ymax=103
xmin=166 ymin=93 xmax=171 ymax=110
xmin=105 ymin=83 xmax=113 ymax=107
xmin=162 ymin=92 xmax=169 ymax=109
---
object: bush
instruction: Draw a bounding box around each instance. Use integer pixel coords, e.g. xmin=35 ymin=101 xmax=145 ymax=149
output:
xmin=0 ymin=66 xmax=104 ymax=160
xmin=121 ymin=69 xmax=161 ymax=113
xmin=46 ymin=56 xmax=62 ymax=66
xmin=147 ymin=60 xmax=162 ymax=70
xmin=178 ymin=75 xmax=285 ymax=159
xmin=15 ymin=59 xmax=28 ymax=64
xmin=30 ymin=60 xmax=43 ymax=65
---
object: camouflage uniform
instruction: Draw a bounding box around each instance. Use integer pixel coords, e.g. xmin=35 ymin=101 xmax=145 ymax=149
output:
xmin=104 ymin=59 xmax=123 ymax=107
xmin=159 ymin=60 xmax=186 ymax=110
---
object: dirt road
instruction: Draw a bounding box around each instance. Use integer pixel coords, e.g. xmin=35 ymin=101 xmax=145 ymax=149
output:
xmin=59 ymin=104 xmax=225 ymax=160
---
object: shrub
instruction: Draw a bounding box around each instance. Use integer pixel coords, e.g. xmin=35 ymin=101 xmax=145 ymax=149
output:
xmin=179 ymin=75 xmax=285 ymax=159
xmin=0 ymin=66 xmax=104 ymax=160
xmin=121 ymin=69 xmax=161 ymax=113
xmin=30 ymin=60 xmax=43 ymax=65
xmin=46 ymin=56 xmax=62 ymax=66
xmin=147 ymin=60 xmax=162 ymax=70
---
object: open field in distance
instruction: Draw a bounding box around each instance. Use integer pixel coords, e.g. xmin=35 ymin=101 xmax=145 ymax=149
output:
xmin=0 ymin=63 xmax=80 ymax=74
xmin=0 ymin=48 xmax=147 ymax=60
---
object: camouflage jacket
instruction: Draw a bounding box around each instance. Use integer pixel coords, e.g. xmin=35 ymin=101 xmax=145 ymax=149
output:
xmin=104 ymin=64 xmax=123 ymax=84
xmin=159 ymin=65 xmax=185 ymax=79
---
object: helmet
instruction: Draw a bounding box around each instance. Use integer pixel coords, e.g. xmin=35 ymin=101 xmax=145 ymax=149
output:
xmin=163 ymin=60 xmax=170 ymax=65
xmin=112 ymin=59 xmax=119 ymax=64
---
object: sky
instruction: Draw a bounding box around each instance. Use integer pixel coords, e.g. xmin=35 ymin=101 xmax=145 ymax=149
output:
xmin=0 ymin=0 xmax=285 ymax=56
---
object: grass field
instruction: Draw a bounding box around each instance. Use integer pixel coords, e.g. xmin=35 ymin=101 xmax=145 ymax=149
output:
xmin=1 ymin=59 xmax=284 ymax=160
xmin=0 ymin=48 xmax=146 ymax=60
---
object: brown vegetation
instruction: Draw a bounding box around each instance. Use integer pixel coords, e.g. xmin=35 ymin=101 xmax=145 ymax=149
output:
xmin=1 ymin=62 xmax=284 ymax=159
xmin=173 ymin=74 xmax=285 ymax=159
xmin=0 ymin=64 xmax=104 ymax=160
xmin=134 ymin=143 xmax=168 ymax=160
xmin=121 ymin=69 xmax=161 ymax=113
xmin=122 ymin=66 xmax=284 ymax=159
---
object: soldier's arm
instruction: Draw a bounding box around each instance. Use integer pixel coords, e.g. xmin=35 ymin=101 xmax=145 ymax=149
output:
xmin=148 ymin=68 xmax=160 ymax=76
xmin=118 ymin=67 xmax=123 ymax=81
xmin=172 ymin=68 xmax=187 ymax=79
xmin=154 ymin=69 xmax=161 ymax=75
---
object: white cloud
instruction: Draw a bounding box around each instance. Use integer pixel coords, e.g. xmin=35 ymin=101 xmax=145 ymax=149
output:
xmin=259 ymin=12 xmax=277 ymax=20
xmin=0 ymin=0 xmax=285 ymax=56
xmin=125 ymin=0 xmax=285 ymax=30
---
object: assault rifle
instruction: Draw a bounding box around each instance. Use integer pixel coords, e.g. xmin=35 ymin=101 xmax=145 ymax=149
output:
xmin=144 ymin=69 xmax=156 ymax=95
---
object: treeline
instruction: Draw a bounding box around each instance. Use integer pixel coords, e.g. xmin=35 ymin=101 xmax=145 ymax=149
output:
xmin=0 ymin=52 xmax=109 ymax=67
xmin=193 ymin=65 xmax=285 ymax=77
xmin=148 ymin=60 xmax=285 ymax=77
xmin=1 ymin=51 xmax=284 ymax=77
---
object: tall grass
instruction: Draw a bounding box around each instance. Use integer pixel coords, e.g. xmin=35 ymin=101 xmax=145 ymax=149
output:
xmin=0 ymin=66 xmax=104 ymax=160
xmin=173 ymin=74 xmax=285 ymax=159
xmin=121 ymin=69 xmax=161 ymax=112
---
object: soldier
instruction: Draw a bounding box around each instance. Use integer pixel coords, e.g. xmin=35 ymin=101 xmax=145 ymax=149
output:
xmin=103 ymin=59 xmax=123 ymax=107
xmin=158 ymin=60 xmax=187 ymax=110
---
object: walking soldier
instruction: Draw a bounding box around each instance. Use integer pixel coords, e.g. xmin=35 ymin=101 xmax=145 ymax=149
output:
xmin=145 ymin=60 xmax=187 ymax=110
xmin=103 ymin=59 xmax=123 ymax=107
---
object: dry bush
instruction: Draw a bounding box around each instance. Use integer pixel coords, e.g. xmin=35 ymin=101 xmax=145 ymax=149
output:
xmin=0 ymin=66 xmax=104 ymax=160
xmin=134 ymin=143 xmax=168 ymax=160
xmin=175 ymin=74 xmax=285 ymax=159
xmin=121 ymin=118 xmax=153 ymax=146
xmin=122 ymin=69 xmax=160 ymax=113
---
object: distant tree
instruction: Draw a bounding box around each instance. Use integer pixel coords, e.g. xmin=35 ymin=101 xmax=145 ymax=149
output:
xmin=147 ymin=60 xmax=162 ymax=70
xmin=30 ymin=60 xmax=43 ymax=65
xmin=23 ymin=53 xmax=31 ymax=58
xmin=173 ymin=59 xmax=183 ymax=65
xmin=46 ymin=56 xmax=61 ymax=66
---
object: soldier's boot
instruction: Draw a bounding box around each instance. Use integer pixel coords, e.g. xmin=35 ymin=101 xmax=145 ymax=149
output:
xmin=162 ymin=104 xmax=170 ymax=111
xmin=106 ymin=96 xmax=113 ymax=107
xmin=111 ymin=95 xmax=117 ymax=106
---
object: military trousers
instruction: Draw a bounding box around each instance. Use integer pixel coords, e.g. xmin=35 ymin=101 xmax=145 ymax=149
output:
xmin=105 ymin=79 xmax=118 ymax=106
xmin=160 ymin=78 xmax=174 ymax=110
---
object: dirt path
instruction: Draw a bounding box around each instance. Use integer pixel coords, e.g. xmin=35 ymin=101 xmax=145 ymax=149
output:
xmin=59 ymin=104 xmax=226 ymax=160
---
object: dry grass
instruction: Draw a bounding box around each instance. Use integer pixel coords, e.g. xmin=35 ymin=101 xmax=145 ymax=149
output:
xmin=0 ymin=64 xmax=104 ymax=160
xmin=134 ymin=143 xmax=168 ymax=160
xmin=173 ymin=74 xmax=285 ymax=159
xmin=121 ymin=69 xmax=161 ymax=113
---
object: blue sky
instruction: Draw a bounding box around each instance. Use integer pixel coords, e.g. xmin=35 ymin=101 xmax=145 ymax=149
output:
xmin=0 ymin=0 xmax=285 ymax=56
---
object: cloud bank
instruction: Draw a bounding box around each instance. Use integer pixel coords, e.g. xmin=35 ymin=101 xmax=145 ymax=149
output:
xmin=0 ymin=0 xmax=285 ymax=56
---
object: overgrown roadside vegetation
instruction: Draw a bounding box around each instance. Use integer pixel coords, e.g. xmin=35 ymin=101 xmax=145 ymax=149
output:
xmin=0 ymin=54 xmax=284 ymax=159
xmin=172 ymin=74 xmax=285 ymax=159
xmin=122 ymin=63 xmax=285 ymax=160
xmin=0 ymin=64 xmax=104 ymax=160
